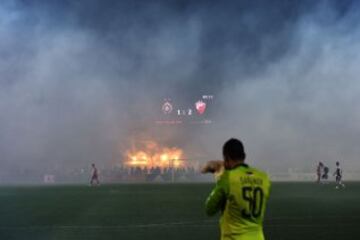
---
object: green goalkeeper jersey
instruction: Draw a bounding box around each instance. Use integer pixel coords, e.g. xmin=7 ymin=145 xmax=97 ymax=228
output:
xmin=205 ymin=163 xmax=271 ymax=240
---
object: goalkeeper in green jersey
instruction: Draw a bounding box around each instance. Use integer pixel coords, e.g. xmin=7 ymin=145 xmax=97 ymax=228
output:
xmin=203 ymin=138 xmax=271 ymax=240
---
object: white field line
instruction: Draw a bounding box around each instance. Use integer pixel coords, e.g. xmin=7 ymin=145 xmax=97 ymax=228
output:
xmin=0 ymin=220 xmax=217 ymax=230
xmin=266 ymin=216 xmax=360 ymax=220
xmin=0 ymin=218 xmax=359 ymax=230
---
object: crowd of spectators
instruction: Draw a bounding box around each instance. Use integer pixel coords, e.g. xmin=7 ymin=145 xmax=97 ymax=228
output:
xmin=100 ymin=165 xmax=201 ymax=182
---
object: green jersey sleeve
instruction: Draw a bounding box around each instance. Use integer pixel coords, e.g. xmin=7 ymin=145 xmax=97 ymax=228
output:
xmin=205 ymin=171 xmax=229 ymax=216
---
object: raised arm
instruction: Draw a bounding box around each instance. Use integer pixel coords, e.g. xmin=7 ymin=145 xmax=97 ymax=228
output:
xmin=205 ymin=171 xmax=229 ymax=216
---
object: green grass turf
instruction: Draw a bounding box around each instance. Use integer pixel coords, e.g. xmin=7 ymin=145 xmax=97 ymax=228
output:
xmin=0 ymin=182 xmax=359 ymax=240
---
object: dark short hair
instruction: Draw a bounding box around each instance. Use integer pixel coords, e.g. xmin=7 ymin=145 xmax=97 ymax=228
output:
xmin=223 ymin=138 xmax=246 ymax=161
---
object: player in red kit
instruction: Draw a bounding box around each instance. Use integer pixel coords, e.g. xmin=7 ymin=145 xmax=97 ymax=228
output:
xmin=90 ymin=163 xmax=100 ymax=186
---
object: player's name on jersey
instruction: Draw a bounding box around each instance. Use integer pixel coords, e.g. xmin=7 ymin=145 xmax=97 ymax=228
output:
xmin=240 ymin=176 xmax=263 ymax=185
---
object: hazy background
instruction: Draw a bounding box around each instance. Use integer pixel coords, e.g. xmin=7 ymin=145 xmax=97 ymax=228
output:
xmin=1 ymin=0 xmax=360 ymax=181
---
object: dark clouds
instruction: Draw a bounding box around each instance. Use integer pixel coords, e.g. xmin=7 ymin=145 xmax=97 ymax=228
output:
xmin=1 ymin=0 xmax=360 ymax=178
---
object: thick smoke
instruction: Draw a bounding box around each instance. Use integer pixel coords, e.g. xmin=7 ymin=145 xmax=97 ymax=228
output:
xmin=214 ymin=1 xmax=360 ymax=171
xmin=0 ymin=0 xmax=360 ymax=181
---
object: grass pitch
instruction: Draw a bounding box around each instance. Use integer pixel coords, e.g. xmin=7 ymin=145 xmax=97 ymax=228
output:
xmin=0 ymin=182 xmax=359 ymax=240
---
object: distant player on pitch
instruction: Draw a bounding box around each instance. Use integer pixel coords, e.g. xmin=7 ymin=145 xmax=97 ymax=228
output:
xmin=322 ymin=165 xmax=329 ymax=182
xmin=203 ymin=138 xmax=271 ymax=240
xmin=90 ymin=163 xmax=100 ymax=186
xmin=334 ymin=161 xmax=345 ymax=189
xmin=316 ymin=162 xmax=324 ymax=183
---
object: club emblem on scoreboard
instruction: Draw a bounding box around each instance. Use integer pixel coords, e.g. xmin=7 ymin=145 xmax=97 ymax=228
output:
xmin=195 ymin=100 xmax=206 ymax=115
xmin=162 ymin=100 xmax=173 ymax=114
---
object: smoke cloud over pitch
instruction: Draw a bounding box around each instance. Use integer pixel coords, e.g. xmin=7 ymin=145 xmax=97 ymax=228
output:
xmin=1 ymin=0 xmax=360 ymax=179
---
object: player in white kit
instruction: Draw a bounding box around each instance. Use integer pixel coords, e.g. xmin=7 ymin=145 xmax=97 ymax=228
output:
xmin=333 ymin=161 xmax=345 ymax=189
